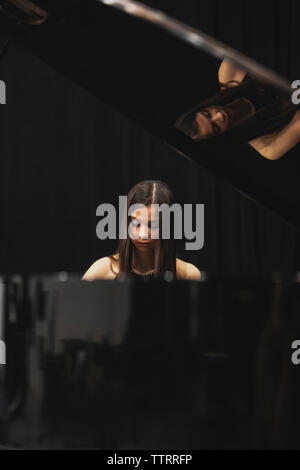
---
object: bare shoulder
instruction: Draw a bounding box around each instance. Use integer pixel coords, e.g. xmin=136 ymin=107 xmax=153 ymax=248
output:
xmin=176 ymin=258 xmax=201 ymax=280
xmin=218 ymin=59 xmax=247 ymax=88
xmin=82 ymin=254 xmax=119 ymax=280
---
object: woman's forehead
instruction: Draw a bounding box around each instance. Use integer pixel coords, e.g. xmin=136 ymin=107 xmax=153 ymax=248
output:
xmin=130 ymin=205 xmax=159 ymax=219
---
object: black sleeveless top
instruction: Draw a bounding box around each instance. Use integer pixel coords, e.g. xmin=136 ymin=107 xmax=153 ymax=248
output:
xmin=114 ymin=270 xmax=155 ymax=281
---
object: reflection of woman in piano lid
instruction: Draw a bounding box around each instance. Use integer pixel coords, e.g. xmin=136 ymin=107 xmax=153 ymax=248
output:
xmin=82 ymin=180 xmax=201 ymax=281
xmin=175 ymin=59 xmax=300 ymax=160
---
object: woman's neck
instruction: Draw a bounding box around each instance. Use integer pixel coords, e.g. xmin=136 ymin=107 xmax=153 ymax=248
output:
xmin=131 ymin=247 xmax=155 ymax=274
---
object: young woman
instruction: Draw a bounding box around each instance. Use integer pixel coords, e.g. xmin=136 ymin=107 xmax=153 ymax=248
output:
xmin=82 ymin=180 xmax=201 ymax=281
xmin=175 ymin=59 xmax=300 ymax=160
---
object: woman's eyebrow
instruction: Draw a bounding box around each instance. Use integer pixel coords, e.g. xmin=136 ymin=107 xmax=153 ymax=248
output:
xmin=191 ymin=115 xmax=200 ymax=138
xmin=199 ymin=111 xmax=216 ymax=135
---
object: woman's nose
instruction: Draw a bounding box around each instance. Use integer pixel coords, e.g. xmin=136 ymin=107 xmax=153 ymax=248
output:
xmin=139 ymin=224 xmax=149 ymax=239
xmin=213 ymin=111 xmax=225 ymax=123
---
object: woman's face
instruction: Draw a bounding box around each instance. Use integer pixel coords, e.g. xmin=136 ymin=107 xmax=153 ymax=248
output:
xmin=194 ymin=99 xmax=254 ymax=138
xmin=195 ymin=106 xmax=231 ymax=137
xmin=129 ymin=205 xmax=159 ymax=250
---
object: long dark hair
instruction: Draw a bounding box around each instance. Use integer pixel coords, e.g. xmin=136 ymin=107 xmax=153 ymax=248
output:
xmin=175 ymin=76 xmax=298 ymax=144
xmin=109 ymin=180 xmax=177 ymax=279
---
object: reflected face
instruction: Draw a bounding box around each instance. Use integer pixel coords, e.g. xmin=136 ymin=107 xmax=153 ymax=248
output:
xmin=181 ymin=98 xmax=255 ymax=140
xmin=195 ymin=106 xmax=231 ymax=137
xmin=129 ymin=205 xmax=159 ymax=250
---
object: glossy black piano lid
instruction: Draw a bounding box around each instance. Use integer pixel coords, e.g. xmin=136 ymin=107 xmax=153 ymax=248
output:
xmin=1 ymin=0 xmax=300 ymax=229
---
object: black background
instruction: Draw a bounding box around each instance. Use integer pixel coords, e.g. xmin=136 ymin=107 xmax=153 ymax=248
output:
xmin=0 ymin=0 xmax=299 ymax=276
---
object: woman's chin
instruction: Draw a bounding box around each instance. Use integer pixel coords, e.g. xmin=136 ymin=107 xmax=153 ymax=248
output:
xmin=133 ymin=240 xmax=154 ymax=249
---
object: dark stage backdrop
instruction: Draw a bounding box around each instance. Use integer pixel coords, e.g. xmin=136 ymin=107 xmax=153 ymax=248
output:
xmin=0 ymin=0 xmax=299 ymax=276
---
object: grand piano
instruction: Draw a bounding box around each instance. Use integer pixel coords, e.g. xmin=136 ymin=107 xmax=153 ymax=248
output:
xmin=0 ymin=0 xmax=300 ymax=450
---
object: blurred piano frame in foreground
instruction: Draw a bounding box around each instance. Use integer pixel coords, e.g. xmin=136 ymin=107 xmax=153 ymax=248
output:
xmin=1 ymin=274 xmax=300 ymax=449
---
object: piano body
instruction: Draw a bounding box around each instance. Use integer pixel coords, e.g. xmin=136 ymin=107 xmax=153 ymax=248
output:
xmin=0 ymin=275 xmax=300 ymax=450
